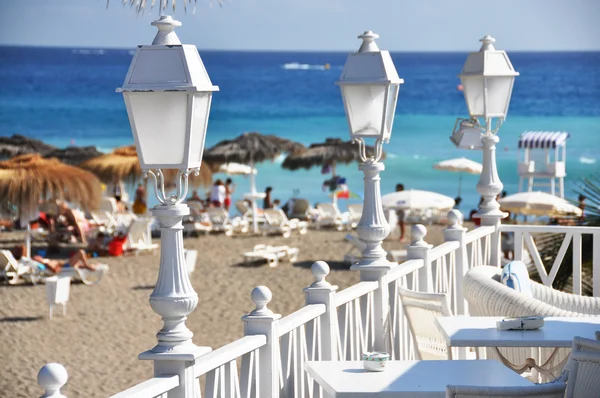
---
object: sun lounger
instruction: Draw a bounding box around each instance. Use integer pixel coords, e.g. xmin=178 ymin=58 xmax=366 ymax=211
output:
xmin=288 ymin=198 xmax=311 ymax=221
xmin=343 ymin=234 xmax=366 ymax=264
xmin=183 ymin=202 xmax=212 ymax=236
xmin=0 ymin=250 xmax=41 ymax=285
xmin=123 ymin=217 xmax=158 ymax=254
xmin=207 ymin=208 xmax=249 ymax=236
xmin=262 ymin=209 xmax=308 ymax=238
xmin=347 ymin=204 xmax=363 ymax=229
xmin=315 ymin=203 xmax=347 ymax=231
xmin=243 ymin=244 xmax=299 ymax=267
xmin=58 ymin=263 xmax=109 ymax=286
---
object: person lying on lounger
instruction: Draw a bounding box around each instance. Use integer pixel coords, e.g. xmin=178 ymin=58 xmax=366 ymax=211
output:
xmin=24 ymin=249 xmax=98 ymax=274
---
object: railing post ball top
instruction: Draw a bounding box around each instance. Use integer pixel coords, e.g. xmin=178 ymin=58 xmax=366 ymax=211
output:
xmin=250 ymin=286 xmax=274 ymax=316
xmin=447 ymin=209 xmax=465 ymax=230
xmin=38 ymin=363 xmax=68 ymax=398
xmin=411 ymin=224 xmax=430 ymax=247
xmin=311 ymin=261 xmax=332 ymax=288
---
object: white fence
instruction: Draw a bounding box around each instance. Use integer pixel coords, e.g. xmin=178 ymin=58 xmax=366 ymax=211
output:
xmin=39 ymin=212 xmax=600 ymax=398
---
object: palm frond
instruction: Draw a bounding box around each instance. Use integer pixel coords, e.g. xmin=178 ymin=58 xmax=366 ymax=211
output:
xmin=105 ymin=0 xmax=224 ymax=14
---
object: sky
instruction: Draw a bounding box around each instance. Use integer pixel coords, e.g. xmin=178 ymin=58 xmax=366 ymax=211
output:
xmin=1 ymin=0 xmax=599 ymax=51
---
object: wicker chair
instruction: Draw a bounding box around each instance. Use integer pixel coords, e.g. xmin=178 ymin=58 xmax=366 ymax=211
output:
xmin=565 ymin=336 xmax=600 ymax=398
xmin=446 ymin=382 xmax=567 ymax=398
xmin=398 ymin=287 xmax=453 ymax=360
xmin=463 ymin=266 xmax=600 ymax=381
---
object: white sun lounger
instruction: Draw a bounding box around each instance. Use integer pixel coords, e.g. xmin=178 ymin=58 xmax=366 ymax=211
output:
xmin=123 ymin=217 xmax=158 ymax=254
xmin=243 ymin=244 xmax=299 ymax=268
xmin=0 ymin=250 xmax=41 ymax=285
xmin=347 ymin=204 xmax=363 ymax=229
xmin=315 ymin=203 xmax=347 ymax=231
xmin=263 ymin=209 xmax=308 ymax=238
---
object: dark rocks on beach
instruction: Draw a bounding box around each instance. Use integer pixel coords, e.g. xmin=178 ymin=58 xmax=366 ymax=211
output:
xmin=0 ymin=134 xmax=102 ymax=164
xmin=44 ymin=146 xmax=103 ymax=165
xmin=0 ymin=134 xmax=57 ymax=158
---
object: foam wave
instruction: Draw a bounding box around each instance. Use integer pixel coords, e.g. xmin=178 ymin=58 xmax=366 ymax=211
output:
xmin=580 ymin=156 xmax=596 ymax=164
xmin=72 ymin=49 xmax=106 ymax=55
xmin=282 ymin=62 xmax=328 ymax=71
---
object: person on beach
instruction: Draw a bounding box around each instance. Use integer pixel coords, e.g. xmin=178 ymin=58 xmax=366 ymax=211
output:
xmin=210 ymin=180 xmax=226 ymax=207
xmin=224 ymin=178 xmax=235 ymax=211
xmin=395 ymin=184 xmax=406 ymax=243
xmin=13 ymin=245 xmax=97 ymax=274
xmin=263 ymin=187 xmax=273 ymax=209
xmin=188 ymin=190 xmax=202 ymax=202
xmin=132 ymin=184 xmax=147 ymax=215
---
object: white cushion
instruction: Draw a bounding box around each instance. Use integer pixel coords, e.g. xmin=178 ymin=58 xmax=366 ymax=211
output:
xmin=501 ymin=261 xmax=533 ymax=297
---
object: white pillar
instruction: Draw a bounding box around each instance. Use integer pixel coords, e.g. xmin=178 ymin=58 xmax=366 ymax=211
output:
xmin=38 ymin=363 xmax=68 ymax=398
xmin=242 ymin=286 xmax=281 ymax=397
xmin=407 ymin=224 xmax=433 ymax=292
xmin=444 ymin=210 xmax=468 ymax=315
xmin=138 ymin=203 xmax=211 ymax=398
xmin=304 ymin=261 xmax=338 ymax=361
xmin=476 ymin=134 xmax=506 ymax=267
xmin=351 ymin=160 xmax=396 ymax=352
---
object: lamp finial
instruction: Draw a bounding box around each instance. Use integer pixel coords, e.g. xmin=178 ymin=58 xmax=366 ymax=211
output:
xmin=151 ymin=15 xmax=182 ymax=45
xmin=357 ymin=31 xmax=380 ymax=53
xmin=479 ymin=35 xmax=496 ymax=51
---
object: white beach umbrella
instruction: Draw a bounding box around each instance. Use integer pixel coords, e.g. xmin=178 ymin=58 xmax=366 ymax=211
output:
xmin=499 ymin=191 xmax=582 ymax=217
xmin=218 ymin=162 xmax=257 ymax=175
xmin=433 ymin=157 xmax=482 ymax=197
xmin=382 ymin=189 xmax=455 ymax=211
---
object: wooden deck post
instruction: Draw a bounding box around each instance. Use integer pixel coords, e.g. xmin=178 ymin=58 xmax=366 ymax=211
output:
xmin=444 ymin=210 xmax=468 ymax=315
xmin=242 ymin=286 xmax=281 ymax=398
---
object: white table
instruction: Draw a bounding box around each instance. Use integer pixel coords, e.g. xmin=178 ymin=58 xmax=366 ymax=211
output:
xmin=305 ymin=360 xmax=533 ymax=398
xmin=436 ymin=316 xmax=600 ymax=377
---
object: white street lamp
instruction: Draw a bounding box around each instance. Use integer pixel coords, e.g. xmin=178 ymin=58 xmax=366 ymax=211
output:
xmin=452 ymin=35 xmax=519 ymax=266
xmin=337 ymin=31 xmax=403 ymax=269
xmin=117 ymin=15 xmax=217 ymax=396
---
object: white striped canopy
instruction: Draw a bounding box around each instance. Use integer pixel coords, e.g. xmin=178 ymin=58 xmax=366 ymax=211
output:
xmin=518 ymin=131 xmax=570 ymax=149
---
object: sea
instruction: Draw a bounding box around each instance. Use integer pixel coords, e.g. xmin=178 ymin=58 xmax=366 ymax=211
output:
xmin=1 ymin=46 xmax=599 ymax=212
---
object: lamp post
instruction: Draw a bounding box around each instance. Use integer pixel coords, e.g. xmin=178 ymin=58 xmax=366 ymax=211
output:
xmin=117 ymin=15 xmax=218 ymax=397
xmin=337 ymin=31 xmax=402 ymax=352
xmin=451 ymin=35 xmax=519 ymax=266
xmin=337 ymin=31 xmax=403 ymax=270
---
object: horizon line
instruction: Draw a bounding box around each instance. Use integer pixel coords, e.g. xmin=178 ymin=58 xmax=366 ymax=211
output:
xmin=1 ymin=44 xmax=599 ymax=54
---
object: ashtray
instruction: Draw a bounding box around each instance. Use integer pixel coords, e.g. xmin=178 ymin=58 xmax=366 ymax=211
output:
xmin=362 ymin=351 xmax=390 ymax=372
xmin=497 ymin=316 xmax=545 ymax=331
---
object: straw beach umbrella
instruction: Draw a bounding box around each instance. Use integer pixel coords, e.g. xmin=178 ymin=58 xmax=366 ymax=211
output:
xmin=282 ymin=138 xmax=382 ymax=206
xmin=80 ymin=145 xmax=213 ymax=195
xmin=0 ymin=154 xmax=102 ymax=256
xmin=433 ymin=157 xmax=482 ymax=197
xmin=204 ymin=132 xmax=305 ymax=233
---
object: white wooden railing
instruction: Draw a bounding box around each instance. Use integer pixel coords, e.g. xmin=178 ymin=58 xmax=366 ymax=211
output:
xmin=499 ymin=224 xmax=600 ymax=296
xmin=40 ymin=209 xmax=600 ymax=398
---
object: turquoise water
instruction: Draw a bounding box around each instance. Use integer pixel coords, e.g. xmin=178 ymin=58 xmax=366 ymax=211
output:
xmin=0 ymin=47 xmax=598 ymax=211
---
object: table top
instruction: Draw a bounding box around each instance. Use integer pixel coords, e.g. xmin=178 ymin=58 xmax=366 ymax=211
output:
xmin=436 ymin=316 xmax=600 ymax=348
xmin=305 ymin=360 xmax=532 ymax=398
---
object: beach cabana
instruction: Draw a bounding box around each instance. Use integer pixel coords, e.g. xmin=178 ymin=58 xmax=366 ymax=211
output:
xmin=0 ymin=154 xmax=102 ymax=257
xmin=204 ymin=132 xmax=304 ymax=233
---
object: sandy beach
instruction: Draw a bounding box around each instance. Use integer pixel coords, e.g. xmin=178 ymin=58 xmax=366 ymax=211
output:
xmin=0 ymin=225 xmax=454 ymax=397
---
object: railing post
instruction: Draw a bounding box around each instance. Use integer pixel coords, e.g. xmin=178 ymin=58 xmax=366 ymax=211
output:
xmin=38 ymin=363 xmax=68 ymax=398
xmin=444 ymin=210 xmax=468 ymax=315
xmin=242 ymin=286 xmax=281 ymax=397
xmin=407 ymin=224 xmax=433 ymax=292
xmin=304 ymin=261 xmax=339 ymax=361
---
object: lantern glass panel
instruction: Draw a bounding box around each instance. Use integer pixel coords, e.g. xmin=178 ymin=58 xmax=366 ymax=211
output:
xmin=485 ymin=76 xmax=513 ymax=118
xmin=188 ymin=93 xmax=212 ymax=165
xmin=383 ymin=84 xmax=399 ymax=141
xmin=126 ymin=92 xmax=187 ymax=167
xmin=461 ymin=76 xmax=485 ymax=117
xmin=341 ymin=84 xmax=386 ymax=138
